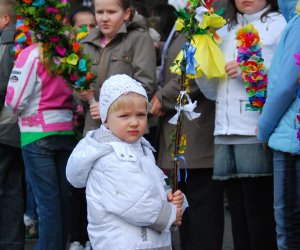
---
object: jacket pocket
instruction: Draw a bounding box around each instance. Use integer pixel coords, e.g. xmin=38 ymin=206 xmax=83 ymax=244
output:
xmin=110 ymin=54 xmax=133 ymax=76
xmin=111 ymin=54 xmax=132 ymax=63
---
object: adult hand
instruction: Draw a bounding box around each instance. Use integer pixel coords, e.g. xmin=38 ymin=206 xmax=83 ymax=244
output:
xmin=225 ymin=60 xmax=239 ymax=79
xmin=89 ymin=102 xmax=100 ymax=120
xmin=149 ymin=96 xmax=165 ymax=116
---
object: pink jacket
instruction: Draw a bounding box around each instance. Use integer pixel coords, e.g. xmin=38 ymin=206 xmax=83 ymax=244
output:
xmin=5 ymin=44 xmax=74 ymax=132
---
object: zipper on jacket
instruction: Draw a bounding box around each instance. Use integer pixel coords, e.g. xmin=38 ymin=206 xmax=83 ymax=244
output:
xmin=226 ymin=75 xmax=230 ymax=134
xmin=99 ymin=49 xmax=105 ymax=84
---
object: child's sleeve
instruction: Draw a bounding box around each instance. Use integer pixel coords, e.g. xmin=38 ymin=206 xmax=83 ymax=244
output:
xmin=258 ymin=23 xmax=300 ymax=142
xmin=5 ymin=47 xmax=38 ymax=114
xmin=66 ymin=135 xmax=112 ymax=188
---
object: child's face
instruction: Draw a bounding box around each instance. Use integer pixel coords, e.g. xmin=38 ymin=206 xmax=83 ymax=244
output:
xmin=105 ymin=95 xmax=147 ymax=143
xmin=94 ymin=0 xmax=131 ymax=41
xmin=234 ymin=0 xmax=268 ymax=15
xmin=0 ymin=12 xmax=9 ymax=30
xmin=74 ymin=12 xmax=96 ymax=33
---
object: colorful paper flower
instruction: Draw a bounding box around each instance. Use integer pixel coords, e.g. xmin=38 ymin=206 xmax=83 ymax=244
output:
xmin=171 ymin=0 xmax=226 ymax=79
xmin=237 ymin=24 xmax=268 ymax=112
xmin=32 ymin=0 xmax=45 ymax=6
xmin=49 ymin=36 xmax=60 ymax=43
xmin=46 ymin=7 xmax=59 ymax=14
xmin=55 ymin=45 xmax=67 ymax=56
xmin=71 ymin=42 xmax=81 ymax=53
xmin=66 ymin=53 xmax=79 ymax=65
xmin=78 ymin=59 xmax=87 ymax=72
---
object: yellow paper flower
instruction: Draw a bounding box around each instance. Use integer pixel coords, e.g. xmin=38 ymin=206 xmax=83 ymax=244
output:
xmin=178 ymin=135 xmax=187 ymax=154
xmin=200 ymin=13 xmax=226 ymax=29
xmin=66 ymin=53 xmax=79 ymax=65
xmin=175 ymin=18 xmax=185 ymax=31
xmin=76 ymin=32 xmax=88 ymax=41
xmin=297 ymin=0 xmax=300 ymax=15
xmin=170 ymin=33 xmax=226 ymax=79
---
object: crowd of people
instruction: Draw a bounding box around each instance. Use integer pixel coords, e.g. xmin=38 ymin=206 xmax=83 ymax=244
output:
xmin=0 ymin=0 xmax=300 ymax=250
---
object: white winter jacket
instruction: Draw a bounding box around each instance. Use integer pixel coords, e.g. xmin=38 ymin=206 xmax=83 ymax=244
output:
xmin=66 ymin=125 xmax=179 ymax=250
xmin=214 ymin=7 xmax=286 ymax=136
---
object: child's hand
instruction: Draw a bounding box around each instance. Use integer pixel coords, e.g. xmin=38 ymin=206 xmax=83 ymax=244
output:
xmin=77 ymin=89 xmax=94 ymax=102
xmin=167 ymin=190 xmax=184 ymax=208
xmin=89 ymin=102 xmax=100 ymax=120
xmin=175 ymin=206 xmax=183 ymax=226
xmin=225 ymin=60 xmax=239 ymax=79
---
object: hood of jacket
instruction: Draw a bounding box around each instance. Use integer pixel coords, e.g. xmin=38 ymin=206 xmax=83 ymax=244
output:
xmin=66 ymin=125 xmax=155 ymax=188
xmin=278 ymin=0 xmax=298 ymax=21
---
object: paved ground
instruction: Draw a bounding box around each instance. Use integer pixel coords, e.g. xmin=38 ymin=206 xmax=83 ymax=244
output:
xmin=25 ymin=208 xmax=233 ymax=250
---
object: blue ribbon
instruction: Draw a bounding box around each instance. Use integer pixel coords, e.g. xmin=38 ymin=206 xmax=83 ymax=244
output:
xmin=174 ymin=155 xmax=188 ymax=183
xmin=183 ymin=42 xmax=198 ymax=76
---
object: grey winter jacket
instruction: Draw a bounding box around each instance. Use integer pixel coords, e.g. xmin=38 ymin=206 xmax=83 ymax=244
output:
xmin=0 ymin=24 xmax=20 ymax=147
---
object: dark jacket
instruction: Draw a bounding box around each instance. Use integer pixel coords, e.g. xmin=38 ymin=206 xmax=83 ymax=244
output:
xmin=0 ymin=24 xmax=15 ymax=110
xmin=80 ymin=14 xmax=156 ymax=134
xmin=0 ymin=24 xmax=20 ymax=147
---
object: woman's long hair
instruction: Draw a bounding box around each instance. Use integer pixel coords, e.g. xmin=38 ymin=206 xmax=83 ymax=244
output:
xmin=226 ymin=0 xmax=279 ymax=30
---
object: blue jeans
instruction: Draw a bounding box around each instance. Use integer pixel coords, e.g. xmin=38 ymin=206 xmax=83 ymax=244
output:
xmin=0 ymin=143 xmax=24 ymax=250
xmin=24 ymin=172 xmax=37 ymax=221
xmin=22 ymin=135 xmax=77 ymax=250
xmin=273 ymin=151 xmax=300 ymax=250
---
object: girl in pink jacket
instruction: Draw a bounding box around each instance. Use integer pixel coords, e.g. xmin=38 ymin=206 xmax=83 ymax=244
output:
xmin=6 ymin=43 xmax=77 ymax=250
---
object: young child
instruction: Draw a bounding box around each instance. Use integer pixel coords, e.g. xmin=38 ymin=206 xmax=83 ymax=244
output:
xmin=0 ymin=0 xmax=25 ymax=249
xmin=257 ymin=0 xmax=300 ymax=249
xmin=69 ymin=6 xmax=96 ymax=33
xmin=76 ymin=0 xmax=156 ymax=136
xmin=66 ymin=74 xmax=186 ymax=250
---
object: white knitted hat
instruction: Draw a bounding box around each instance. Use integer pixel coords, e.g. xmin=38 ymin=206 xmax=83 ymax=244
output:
xmin=99 ymin=74 xmax=148 ymax=122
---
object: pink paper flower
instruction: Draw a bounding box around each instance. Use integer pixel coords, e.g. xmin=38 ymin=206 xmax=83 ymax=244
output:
xmin=46 ymin=7 xmax=59 ymax=14
xmin=55 ymin=45 xmax=66 ymax=56
xmin=49 ymin=36 xmax=60 ymax=43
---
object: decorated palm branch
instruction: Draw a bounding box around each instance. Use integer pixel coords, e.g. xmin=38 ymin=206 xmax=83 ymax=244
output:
xmin=168 ymin=0 xmax=226 ymax=191
xmin=14 ymin=0 xmax=96 ymax=92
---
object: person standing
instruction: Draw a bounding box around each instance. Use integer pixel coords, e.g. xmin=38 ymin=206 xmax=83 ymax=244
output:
xmin=209 ymin=0 xmax=286 ymax=249
xmin=149 ymin=25 xmax=224 ymax=250
xmin=257 ymin=0 xmax=300 ymax=249
xmin=5 ymin=43 xmax=77 ymax=250
xmin=0 ymin=0 xmax=25 ymax=249
xmin=76 ymin=0 xmax=156 ymax=135
xmin=67 ymin=74 xmax=187 ymax=250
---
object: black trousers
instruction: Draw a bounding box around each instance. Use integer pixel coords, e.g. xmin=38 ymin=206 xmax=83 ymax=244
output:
xmin=69 ymin=186 xmax=89 ymax=245
xmin=224 ymin=177 xmax=277 ymax=250
xmin=0 ymin=143 xmax=25 ymax=250
xmin=178 ymin=168 xmax=224 ymax=250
